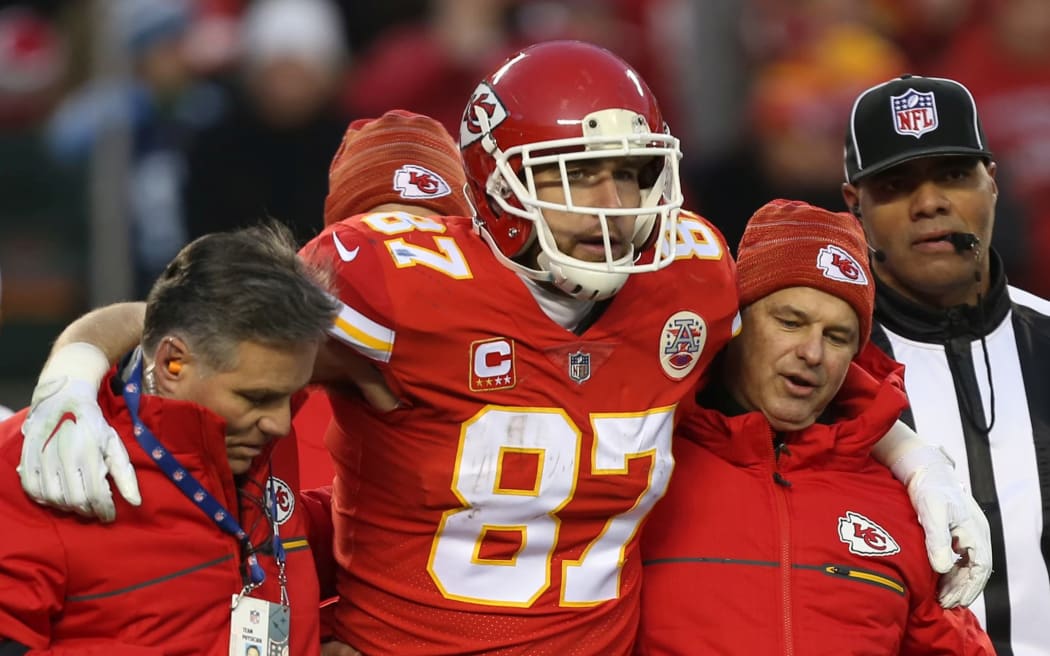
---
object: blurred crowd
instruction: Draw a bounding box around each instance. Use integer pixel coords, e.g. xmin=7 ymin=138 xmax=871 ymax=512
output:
xmin=0 ymin=0 xmax=1048 ymax=407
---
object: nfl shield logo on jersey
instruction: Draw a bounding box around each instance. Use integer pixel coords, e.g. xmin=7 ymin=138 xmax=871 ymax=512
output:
xmin=890 ymin=88 xmax=938 ymax=138
xmin=568 ymin=350 xmax=591 ymax=384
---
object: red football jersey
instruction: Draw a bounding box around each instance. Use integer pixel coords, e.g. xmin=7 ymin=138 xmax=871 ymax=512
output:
xmin=293 ymin=386 xmax=336 ymax=490
xmin=299 ymin=210 xmax=738 ymax=655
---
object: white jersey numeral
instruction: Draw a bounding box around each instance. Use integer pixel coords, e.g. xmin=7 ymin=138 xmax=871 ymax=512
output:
xmin=427 ymin=405 xmax=675 ymax=607
xmin=666 ymin=214 xmax=723 ymax=260
xmin=385 ymin=236 xmax=473 ymax=279
xmin=358 ymin=210 xmax=475 ymax=279
xmin=362 ymin=211 xmax=446 ymax=234
xmin=561 ymin=409 xmax=675 ymax=605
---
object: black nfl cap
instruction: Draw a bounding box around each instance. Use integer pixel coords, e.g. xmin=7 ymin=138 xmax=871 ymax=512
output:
xmin=844 ymin=75 xmax=992 ymax=183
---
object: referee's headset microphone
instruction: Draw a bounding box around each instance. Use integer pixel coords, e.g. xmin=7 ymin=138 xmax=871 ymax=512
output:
xmin=851 ymin=202 xmax=995 ymax=434
xmin=850 ymin=204 xmax=981 ymax=270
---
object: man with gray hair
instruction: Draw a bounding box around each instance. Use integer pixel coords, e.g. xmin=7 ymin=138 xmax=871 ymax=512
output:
xmin=0 ymin=223 xmax=337 ymax=654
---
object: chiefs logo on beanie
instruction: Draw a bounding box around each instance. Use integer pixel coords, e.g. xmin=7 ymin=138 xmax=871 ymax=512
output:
xmin=325 ymin=110 xmax=469 ymax=225
xmin=736 ymin=199 xmax=874 ymax=345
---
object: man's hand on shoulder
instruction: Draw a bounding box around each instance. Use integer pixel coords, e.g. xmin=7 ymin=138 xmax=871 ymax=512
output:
xmin=892 ymin=443 xmax=992 ymax=607
xmin=18 ymin=343 xmax=141 ymax=522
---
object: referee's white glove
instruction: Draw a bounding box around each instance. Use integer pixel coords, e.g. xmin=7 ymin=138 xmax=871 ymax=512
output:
xmin=18 ymin=343 xmax=141 ymax=522
xmin=891 ymin=444 xmax=992 ymax=607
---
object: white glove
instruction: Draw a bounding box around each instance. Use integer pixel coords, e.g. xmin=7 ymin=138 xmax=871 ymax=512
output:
xmin=891 ymin=444 xmax=992 ymax=607
xmin=18 ymin=342 xmax=141 ymax=521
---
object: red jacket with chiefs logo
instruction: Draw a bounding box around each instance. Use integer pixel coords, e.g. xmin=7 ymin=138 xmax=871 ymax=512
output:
xmin=0 ymin=362 xmax=328 ymax=655
xmin=637 ymin=347 xmax=993 ymax=655
xmin=297 ymin=209 xmax=739 ymax=655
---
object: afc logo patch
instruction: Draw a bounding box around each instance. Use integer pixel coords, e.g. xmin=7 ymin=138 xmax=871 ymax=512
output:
xmin=470 ymin=337 xmax=517 ymax=392
xmin=837 ymin=511 xmax=901 ymax=557
xmin=890 ymin=88 xmax=938 ymax=138
xmin=393 ymin=164 xmax=452 ymax=200
xmin=265 ymin=476 xmax=295 ymax=526
xmin=817 ymin=244 xmax=868 ymax=286
xmin=659 ymin=311 xmax=706 ymax=381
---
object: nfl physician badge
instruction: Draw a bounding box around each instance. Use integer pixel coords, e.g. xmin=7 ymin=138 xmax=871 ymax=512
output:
xmin=660 ymin=311 xmax=706 ymax=380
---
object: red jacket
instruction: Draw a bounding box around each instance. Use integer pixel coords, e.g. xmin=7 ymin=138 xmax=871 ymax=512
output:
xmin=637 ymin=352 xmax=994 ymax=655
xmin=0 ymin=365 xmax=328 ymax=655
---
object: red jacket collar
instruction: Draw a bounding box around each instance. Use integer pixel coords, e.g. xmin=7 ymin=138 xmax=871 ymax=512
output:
xmin=682 ymin=345 xmax=908 ymax=471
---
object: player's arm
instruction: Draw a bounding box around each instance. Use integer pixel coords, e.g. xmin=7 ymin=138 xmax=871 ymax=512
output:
xmin=15 ymin=300 xmax=387 ymax=521
xmin=312 ymin=337 xmax=399 ymax=412
xmin=299 ymin=221 xmax=402 ymax=412
xmin=20 ymin=219 xmax=402 ymax=521
xmin=871 ymin=420 xmax=991 ymax=608
xmin=843 ymin=342 xmax=991 ymax=608
xmin=19 ymin=303 xmax=146 ymax=521
xmin=52 ymin=302 xmax=145 ymax=362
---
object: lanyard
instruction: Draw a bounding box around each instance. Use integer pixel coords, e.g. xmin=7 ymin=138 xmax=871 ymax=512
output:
xmin=122 ymin=356 xmax=286 ymax=599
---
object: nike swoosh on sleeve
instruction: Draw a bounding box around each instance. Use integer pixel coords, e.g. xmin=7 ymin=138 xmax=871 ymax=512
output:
xmin=332 ymin=232 xmax=360 ymax=262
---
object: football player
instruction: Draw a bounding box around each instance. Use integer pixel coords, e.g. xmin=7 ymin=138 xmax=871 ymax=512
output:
xmin=19 ymin=42 xmax=988 ymax=655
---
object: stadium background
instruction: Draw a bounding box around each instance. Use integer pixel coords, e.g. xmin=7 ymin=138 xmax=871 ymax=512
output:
xmin=1 ymin=0 xmax=1047 ymax=409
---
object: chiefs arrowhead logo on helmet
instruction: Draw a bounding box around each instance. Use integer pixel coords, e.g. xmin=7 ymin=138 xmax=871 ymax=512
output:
xmin=460 ymin=82 xmax=508 ymax=148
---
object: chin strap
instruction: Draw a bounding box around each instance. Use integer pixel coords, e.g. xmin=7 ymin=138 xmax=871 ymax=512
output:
xmin=536 ymin=251 xmax=629 ymax=301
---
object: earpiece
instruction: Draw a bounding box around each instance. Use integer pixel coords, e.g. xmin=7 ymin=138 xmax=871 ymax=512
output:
xmin=167 ymin=361 xmax=182 ymax=375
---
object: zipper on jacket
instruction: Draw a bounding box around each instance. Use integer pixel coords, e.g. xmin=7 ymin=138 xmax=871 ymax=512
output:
xmin=773 ymin=438 xmax=792 ymax=488
xmin=769 ymin=430 xmax=794 ymax=656
xmin=824 ymin=564 xmax=905 ymax=596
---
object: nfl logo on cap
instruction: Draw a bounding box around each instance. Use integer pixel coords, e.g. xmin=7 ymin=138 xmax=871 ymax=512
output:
xmin=891 ymin=89 xmax=938 ymax=138
xmin=844 ymin=75 xmax=993 ymax=184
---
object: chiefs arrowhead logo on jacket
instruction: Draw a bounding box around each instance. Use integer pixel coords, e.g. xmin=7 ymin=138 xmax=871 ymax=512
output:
xmin=837 ymin=510 xmax=900 ymax=557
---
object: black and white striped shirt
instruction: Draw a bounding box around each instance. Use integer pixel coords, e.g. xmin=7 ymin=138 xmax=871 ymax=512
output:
xmin=871 ymin=252 xmax=1050 ymax=656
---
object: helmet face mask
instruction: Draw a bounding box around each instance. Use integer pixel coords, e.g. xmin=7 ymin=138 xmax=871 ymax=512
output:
xmin=460 ymin=42 xmax=684 ymax=301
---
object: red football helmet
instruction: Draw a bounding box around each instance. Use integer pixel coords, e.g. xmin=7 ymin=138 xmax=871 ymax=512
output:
xmin=459 ymin=40 xmax=683 ymax=301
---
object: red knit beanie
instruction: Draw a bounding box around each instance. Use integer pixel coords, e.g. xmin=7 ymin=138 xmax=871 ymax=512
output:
xmin=324 ymin=109 xmax=469 ymax=226
xmin=736 ymin=199 xmax=874 ymax=345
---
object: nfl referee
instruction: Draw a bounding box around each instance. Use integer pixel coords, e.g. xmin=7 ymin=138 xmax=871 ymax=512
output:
xmin=843 ymin=74 xmax=1050 ymax=656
